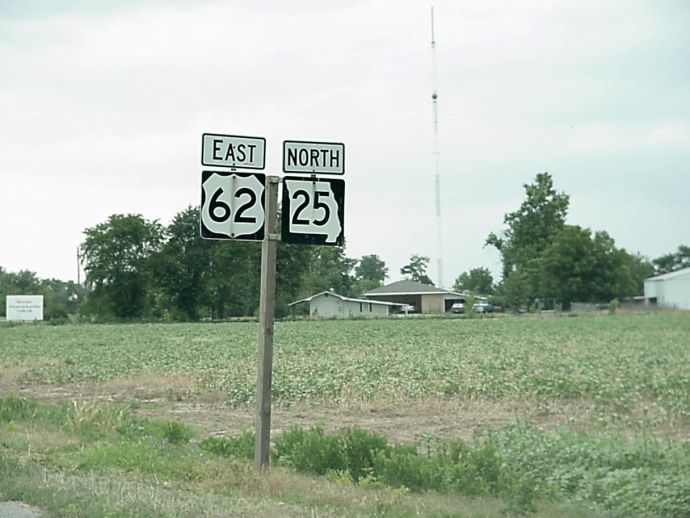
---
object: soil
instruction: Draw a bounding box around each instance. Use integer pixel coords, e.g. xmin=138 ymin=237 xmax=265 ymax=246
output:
xmin=1 ymin=367 xmax=687 ymax=444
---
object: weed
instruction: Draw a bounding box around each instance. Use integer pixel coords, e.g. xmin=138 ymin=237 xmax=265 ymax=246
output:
xmin=200 ymin=432 xmax=254 ymax=460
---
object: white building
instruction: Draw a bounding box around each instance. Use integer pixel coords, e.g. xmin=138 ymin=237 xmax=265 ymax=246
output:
xmin=289 ymin=291 xmax=399 ymax=319
xmin=644 ymin=267 xmax=690 ymax=310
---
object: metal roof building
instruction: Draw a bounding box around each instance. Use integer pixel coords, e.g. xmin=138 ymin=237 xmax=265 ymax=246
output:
xmin=644 ymin=267 xmax=690 ymax=310
xmin=363 ymin=280 xmax=465 ymax=314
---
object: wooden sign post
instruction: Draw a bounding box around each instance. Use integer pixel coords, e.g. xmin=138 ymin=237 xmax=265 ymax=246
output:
xmin=254 ymin=175 xmax=280 ymax=471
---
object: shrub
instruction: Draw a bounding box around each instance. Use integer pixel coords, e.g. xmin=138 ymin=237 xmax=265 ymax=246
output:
xmin=273 ymin=425 xmax=346 ymax=476
xmin=200 ymin=432 xmax=254 ymax=460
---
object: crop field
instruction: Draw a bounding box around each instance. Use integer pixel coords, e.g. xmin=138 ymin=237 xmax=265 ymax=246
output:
xmin=1 ymin=312 xmax=689 ymax=516
xmin=2 ymin=312 xmax=689 ymax=428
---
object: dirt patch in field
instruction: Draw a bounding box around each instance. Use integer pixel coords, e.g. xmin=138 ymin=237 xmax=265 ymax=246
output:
xmin=2 ymin=366 xmax=688 ymax=444
xmin=133 ymin=396 xmax=594 ymax=444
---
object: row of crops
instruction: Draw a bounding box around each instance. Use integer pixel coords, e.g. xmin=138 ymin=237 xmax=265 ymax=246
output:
xmin=2 ymin=313 xmax=689 ymax=425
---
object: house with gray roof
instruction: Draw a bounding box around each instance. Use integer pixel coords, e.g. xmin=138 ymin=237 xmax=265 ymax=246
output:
xmin=362 ymin=280 xmax=465 ymax=314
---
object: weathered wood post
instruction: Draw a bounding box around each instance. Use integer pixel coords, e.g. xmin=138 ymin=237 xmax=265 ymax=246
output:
xmin=255 ymin=175 xmax=280 ymax=471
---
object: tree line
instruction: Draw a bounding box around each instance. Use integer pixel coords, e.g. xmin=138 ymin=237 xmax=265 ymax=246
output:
xmin=455 ymin=172 xmax=687 ymax=309
xmin=0 ymin=269 xmax=78 ymax=319
xmin=77 ymin=207 xmax=389 ymax=321
xmin=3 ymin=173 xmax=686 ymax=320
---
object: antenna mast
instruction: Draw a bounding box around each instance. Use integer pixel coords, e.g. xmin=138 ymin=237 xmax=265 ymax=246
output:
xmin=431 ymin=6 xmax=443 ymax=288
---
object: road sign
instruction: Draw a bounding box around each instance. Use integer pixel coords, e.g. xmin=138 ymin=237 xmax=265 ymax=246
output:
xmin=202 ymin=133 xmax=266 ymax=170
xmin=283 ymin=140 xmax=345 ymax=175
xmin=281 ymin=176 xmax=345 ymax=246
xmin=200 ymin=171 xmax=265 ymax=240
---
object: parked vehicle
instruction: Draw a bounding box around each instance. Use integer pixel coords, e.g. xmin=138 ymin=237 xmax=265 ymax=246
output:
xmin=450 ymin=302 xmax=465 ymax=314
xmin=400 ymin=304 xmax=415 ymax=313
xmin=472 ymin=302 xmax=494 ymax=313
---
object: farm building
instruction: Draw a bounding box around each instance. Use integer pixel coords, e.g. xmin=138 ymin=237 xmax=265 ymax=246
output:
xmin=289 ymin=291 xmax=399 ymax=319
xmin=644 ymin=267 xmax=690 ymax=310
xmin=363 ymin=280 xmax=465 ymax=314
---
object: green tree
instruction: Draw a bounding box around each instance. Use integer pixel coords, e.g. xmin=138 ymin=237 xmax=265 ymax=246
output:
xmin=41 ymin=278 xmax=78 ymax=319
xmin=540 ymin=226 xmax=653 ymax=307
xmin=0 ymin=268 xmax=42 ymax=317
xmin=276 ymin=243 xmax=315 ymax=317
xmin=206 ymin=240 xmax=261 ymax=319
xmin=653 ymin=245 xmax=690 ymax=274
xmin=352 ymin=254 xmax=388 ymax=295
xmin=81 ymin=214 xmax=163 ymax=319
xmin=400 ymin=255 xmax=434 ymax=286
xmin=453 ymin=267 xmax=494 ymax=295
xmin=486 ymin=172 xmax=569 ymax=279
xmin=298 ymin=246 xmax=356 ymax=297
xmin=355 ymin=255 xmax=388 ymax=284
xmin=152 ymin=206 xmax=214 ymax=320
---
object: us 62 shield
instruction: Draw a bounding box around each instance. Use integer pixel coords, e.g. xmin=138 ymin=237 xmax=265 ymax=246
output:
xmin=200 ymin=171 xmax=265 ymax=240
xmin=281 ymin=176 xmax=345 ymax=246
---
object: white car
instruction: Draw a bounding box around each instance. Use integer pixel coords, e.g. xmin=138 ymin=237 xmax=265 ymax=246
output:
xmin=450 ymin=302 xmax=465 ymax=314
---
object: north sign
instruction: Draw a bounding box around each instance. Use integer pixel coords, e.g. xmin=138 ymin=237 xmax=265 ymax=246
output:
xmin=202 ymin=133 xmax=266 ymax=170
xmin=281 ymin=176 xmax=345 ymax=246
xmin=200 ymin=171 xmax=265 ymax=240
xmin=283 ymin=140 xmax=345 ymax=175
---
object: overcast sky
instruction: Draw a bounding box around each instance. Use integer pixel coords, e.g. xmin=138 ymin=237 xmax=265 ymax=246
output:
xmin=1 ymin=0 xmax=688 ymax=288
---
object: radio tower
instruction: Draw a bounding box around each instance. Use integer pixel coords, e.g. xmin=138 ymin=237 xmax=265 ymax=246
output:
xmin=431 ymin=6 xmax=444 ymax=288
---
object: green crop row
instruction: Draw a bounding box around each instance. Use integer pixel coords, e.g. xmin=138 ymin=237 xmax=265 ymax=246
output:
xmin=2 ymin=313 xmax=689 ymax=423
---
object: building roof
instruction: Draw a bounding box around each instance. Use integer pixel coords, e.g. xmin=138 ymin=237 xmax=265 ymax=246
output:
xmin=288 ymin=291 xmax=401 ymax=307
xmin=645 ymin=267 xmax=690 ymax=282
xmin=363 ymin=280 xmax=463 ymax=297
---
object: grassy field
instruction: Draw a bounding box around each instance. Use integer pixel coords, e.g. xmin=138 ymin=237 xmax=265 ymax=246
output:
xmin=1 ymin=312 xmax=689 ymax=516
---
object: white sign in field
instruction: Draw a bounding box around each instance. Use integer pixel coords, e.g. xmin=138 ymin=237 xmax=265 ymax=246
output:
xmin=201 ymin=133 xmax=266 ymax=170
xmin=200 ymin=171 xmax=266 ymax=240
xmin=6 ymin=295 xmax=43 ymax=321
xmin=283 ymin=140 xmax=345 ymax=175
xmin=281 ymin=176 xmax=345 ymax=246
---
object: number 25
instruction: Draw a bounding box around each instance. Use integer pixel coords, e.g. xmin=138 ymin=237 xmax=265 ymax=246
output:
xmin=291 ymin=189 xmax=330 ymax=226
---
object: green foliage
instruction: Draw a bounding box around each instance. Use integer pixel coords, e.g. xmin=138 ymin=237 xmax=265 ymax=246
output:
xmin=486 ymin=172 xmax=569 ymax=280
xmin=151 ymin=206 xmax=214 ymax=321
xmin=199 ymin=432 xmax=255 ymax=460
xmin=160 ymin=420 xmax=194 ymax=444
xmin=0 ymin=394 xmax=40 ymax=421
xmin=453 ymin=267 xmax=494 ymax=295
xmin=488 ymin=174 xmax=655 ymax=307
xmin=400 ymin=254 xmax=434 ymax=285
xmin=652 ymin=245 xmax=690 ymax=274
xmin=274 ymin=425 xmax=347 ymax=475
xmin=355 ymin=254 xmax=388 ymax=285
xmin=297 ymin=246 xmax=357 ymax=298
xmin=81 ymin=213 xmax=163 ymax=319
xmin=0 ymin=268 xmax=79 ymax=318
xmin=271 ymin=423 xmax=690 ymax=516
xmin=3 ymin=315 xmax=689 ymax=425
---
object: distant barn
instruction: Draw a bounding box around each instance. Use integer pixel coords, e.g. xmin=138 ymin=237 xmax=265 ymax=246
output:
xmin=644 ymin=267 xmax=690 ymax=310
